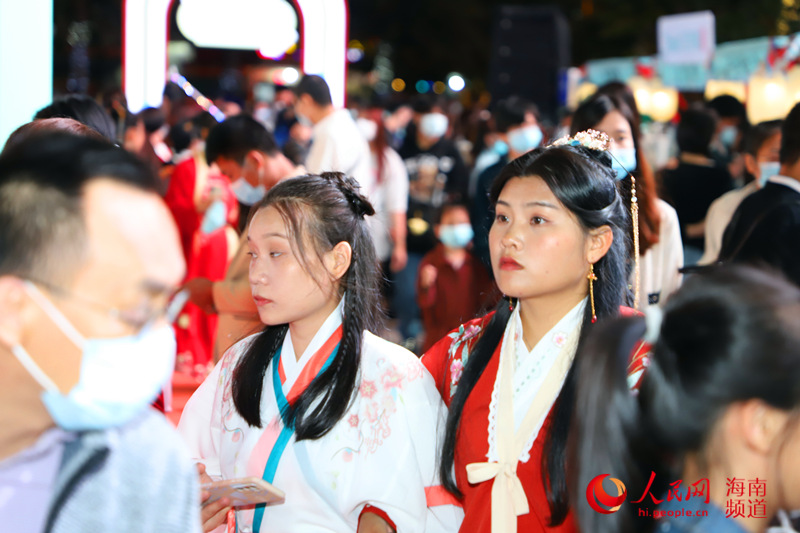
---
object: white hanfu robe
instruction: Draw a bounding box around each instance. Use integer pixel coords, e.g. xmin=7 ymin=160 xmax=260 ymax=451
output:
xmin=179 ymin=300 xmax=463 ymax=533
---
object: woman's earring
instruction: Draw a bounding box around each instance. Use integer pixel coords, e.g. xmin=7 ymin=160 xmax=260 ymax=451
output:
xmin=588 ymin=264 xmax=598 ymax=323
xmin=507 ymin=296 xmax=514 ymax=312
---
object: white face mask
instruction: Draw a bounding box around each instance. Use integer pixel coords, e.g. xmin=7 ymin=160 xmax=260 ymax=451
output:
xmin=356 ymin=117 xmax=378 ymax=142
xmin=11 ymin=282 xmax=177 ymax=431
xmin=231 ymin=177 xmax=266 ymax=206
xmin=420 ymin=113 xmax=449 ymax=139
xmin=295 ymin=112 xmax=313 ymax=128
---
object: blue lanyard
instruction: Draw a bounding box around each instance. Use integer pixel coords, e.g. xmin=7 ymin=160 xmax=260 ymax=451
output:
xmin=251 ymin=344 xmax=340 ymax=532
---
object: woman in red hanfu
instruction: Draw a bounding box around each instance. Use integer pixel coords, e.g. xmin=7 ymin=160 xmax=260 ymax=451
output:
xmin=164 ymin=141 xmax=239 ymax=375
xmin=422 ymin=131 xmax=649 ymax=533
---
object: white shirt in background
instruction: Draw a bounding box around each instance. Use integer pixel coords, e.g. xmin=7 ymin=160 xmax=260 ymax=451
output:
xmin=639 ymin=199 xmax=684 ymax=307
xmin=305 ymin=110 xmax=374 ymax=197
xmin=367 ymin=147 xmax=409 ymax=262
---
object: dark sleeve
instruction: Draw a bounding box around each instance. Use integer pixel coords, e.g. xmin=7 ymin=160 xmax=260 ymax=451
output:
xmin=444 ymin=145 xmax=470 ymax=202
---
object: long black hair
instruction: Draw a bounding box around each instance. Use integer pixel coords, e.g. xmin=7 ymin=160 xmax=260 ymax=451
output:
xmin=572 ymin=93 xmax=662 ymax=255
xmin=231 ymin=172 xmax=382 ymax=440
xmin=438 ymin=144 xmax=631 ymax=525
xmin=572 ymin=266 xmax=800 ymax=533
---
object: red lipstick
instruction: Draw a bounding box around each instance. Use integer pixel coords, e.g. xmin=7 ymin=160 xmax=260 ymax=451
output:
xmin=499 ymin=257 xmax=523 ymax=270
xmin=253 ymin=295 xmax=272 ymax=306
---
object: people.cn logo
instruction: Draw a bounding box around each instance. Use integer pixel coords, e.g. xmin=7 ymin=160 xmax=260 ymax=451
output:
xmin=586 ymin=474 xmax=627 ymax=514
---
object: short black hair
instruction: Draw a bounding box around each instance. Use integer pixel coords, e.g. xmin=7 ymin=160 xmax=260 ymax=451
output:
xmin=436 ymin=201 xmax=470 ymax=224
xmin=139 ymin=107 xmax=166 ymax=135
xmin=492 ymin=97 xmax=528 ymax=133
xmin=169 ymin=112 xmax=219 ymax=153
xmin=34 ymin=95 xmax=117 ymax=142
xmin=295 ymin=75 xmax=333 ymax=106
xmin=205 ymin=114 xmax=279 ymax=164
xmin=0 ymin=132 xmax=158 ymax=284
xmin=743 ymin=119 xmax=782 ymax=157
xmin=677 ymin=106 xmax=718 ymax=156
xmin=780 ymin=102 xmax=800 ymax=166
xmin=707 ymin=94 xmax=747 ymax=121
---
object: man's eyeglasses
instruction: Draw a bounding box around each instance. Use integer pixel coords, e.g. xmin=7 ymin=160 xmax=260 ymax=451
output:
xmin=26 ymin=278 xmax=189 ymax=332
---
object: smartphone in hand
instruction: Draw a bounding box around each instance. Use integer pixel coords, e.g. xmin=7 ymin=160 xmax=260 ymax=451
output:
xmin=201 ymin=477 xmax=285 ymax=508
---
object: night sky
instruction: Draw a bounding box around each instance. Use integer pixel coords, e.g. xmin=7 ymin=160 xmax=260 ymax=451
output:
xmin=51 ymin=0 xmax=789 ymax=98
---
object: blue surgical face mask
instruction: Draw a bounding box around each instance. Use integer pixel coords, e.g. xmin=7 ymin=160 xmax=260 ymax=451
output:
xmin=439 ymin=223 xmax=474 ymax=249
xmin=758 ymin=161 xmax=781 ymax=187
xmin=609 ymin=147 xmax=638 ymax=180
xmin=231 ymin=177 xmax=266 ymax=206
xmin=492 ymin=140 xmax=509 ymax=157
xmin=419 ymin=113 xmax=449 ymax=139
xmin=720 ymin=125 xmax=738 ymax=148
xmin=508 ymin=125 xmax=543 ymax=155
xmin=11 ymin=282 xmax=177 ymax=431
xmin=201 ymin=199 xmax=227 ymax=234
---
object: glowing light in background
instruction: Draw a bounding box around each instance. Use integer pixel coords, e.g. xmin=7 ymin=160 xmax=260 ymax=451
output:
xmin=704 ymin=79 xmax=746 ymax=103
xmin=294 ymin=0 xmax=348 ymax=108
xmin=649 ymin=87 xmax=678 ymax=122
xmin=347 ymin=39 xmax=364 ymax=63
xmin=0 ymin=0 xmax=52 ymax=144
xmin=176 ymin=0 xmax=298 ymax=60
xmin=391 ymin=78 xmax=406 ymax=92
xmin=124 ymin=0 xmax=172 ymax=113
xmin=280 ymin=67 xmax=300 ymax=85
xmin=433 ymin=81 xmax=446 ymax=94
xmin=447 ymin=73 xmax=465 ymax=92
xmin=124 ymin=0 xmax=348 ymax=111
xmin=416 ymin=80 xmax=431 ymax=93
xmin=169 ymin=70 xmax=226 ymax=121
xmin=747 ymin=72 xmax=791 ymax=124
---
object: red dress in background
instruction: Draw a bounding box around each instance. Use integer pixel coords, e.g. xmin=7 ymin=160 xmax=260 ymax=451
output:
xmin=164 ymin=156 xmax=239 ymax=375
xmin=422 ymin=312 xmax=648 ymax=533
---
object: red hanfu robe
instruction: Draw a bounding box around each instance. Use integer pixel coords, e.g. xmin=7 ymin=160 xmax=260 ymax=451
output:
xmin=164 ymin=156 xmax=239 ymax=374
xmin=422 ymin=311 xmax=649 ymax=533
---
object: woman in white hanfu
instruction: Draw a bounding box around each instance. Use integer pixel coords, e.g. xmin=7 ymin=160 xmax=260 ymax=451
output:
xmin=179 ymin=172 xmax=463 ymax=533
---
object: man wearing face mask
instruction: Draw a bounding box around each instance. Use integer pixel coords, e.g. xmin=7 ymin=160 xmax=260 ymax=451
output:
xmin=720 ymin=103 xmax=800 ymax=268
xmin=186 ymin=115 xmax=304 ymax=361
xmin=0 ymin=132 xmax=200 ymax=532
xmin=470 ymin=97 xmax=542 ymax=270
xmin=699 ymin=120 xmax=782 ymax=265
xmin=708 ymin=94 xmax=749 ymax=183
xmin=417 ymin=203 xmax=497 ymax=352
xmin=395 ymin=98 xmax=470 ymax=350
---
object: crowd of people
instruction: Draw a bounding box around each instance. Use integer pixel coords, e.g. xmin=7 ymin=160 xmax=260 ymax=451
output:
xmin=2 ymin=69 xmax=800 ymax=533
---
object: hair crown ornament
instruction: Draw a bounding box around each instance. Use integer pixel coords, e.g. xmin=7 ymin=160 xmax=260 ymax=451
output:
xmin=551 ymin=128 xmax=641 ymax=309
xmin=551 ymin=129 xmax=611 ymax=152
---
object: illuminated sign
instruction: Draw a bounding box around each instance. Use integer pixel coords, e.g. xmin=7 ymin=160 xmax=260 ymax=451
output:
xmin=176 ymin=0 xmax=298 ymax=59
xmin=124 ymin=0 xmax=348 ymax=113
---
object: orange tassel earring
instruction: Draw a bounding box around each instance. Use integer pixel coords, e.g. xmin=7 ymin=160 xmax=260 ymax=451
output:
xmin=588 ymin=264 xmax=598 ymax=323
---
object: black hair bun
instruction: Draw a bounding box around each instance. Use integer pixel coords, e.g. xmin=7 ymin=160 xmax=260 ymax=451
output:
xmin=322 ymin=171 xmax=375 ymax=219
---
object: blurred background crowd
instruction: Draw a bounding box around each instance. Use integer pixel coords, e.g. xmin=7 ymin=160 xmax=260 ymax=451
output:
xmin=3 ymin=0 xmax=800 ymax=411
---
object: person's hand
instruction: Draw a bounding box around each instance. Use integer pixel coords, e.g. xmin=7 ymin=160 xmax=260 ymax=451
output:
xmin=184 ymin=278 xmax=217 ymax=315
xmin=419 ymin=265 xmax=438 ymax=290
xmin=390 ymin=246 xmax=408 ymax=273
xmin=196 ymin=187 xmax=222 ymax=214
xmin=197 ymin=463 xmax=232 ymax=532
xmin=358 ymin=511 xmax=395 ymax=533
